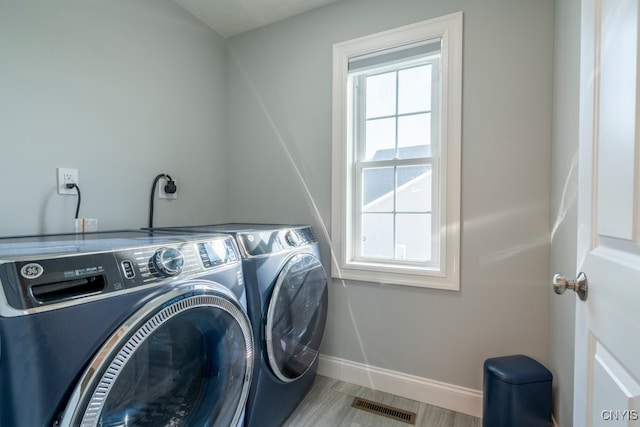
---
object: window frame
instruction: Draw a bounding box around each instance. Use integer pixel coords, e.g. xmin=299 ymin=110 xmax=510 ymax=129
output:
xmin=352 ymin=59 xmax=441 ymax=269
xmin=331 ymin=12 xmax=462 ymax=290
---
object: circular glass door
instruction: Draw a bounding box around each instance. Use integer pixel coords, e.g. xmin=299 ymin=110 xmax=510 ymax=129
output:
xmin=265 ymin=253 xmax=328 ymax=383
xmin=60 ymin=282 xmax=253 ymax=427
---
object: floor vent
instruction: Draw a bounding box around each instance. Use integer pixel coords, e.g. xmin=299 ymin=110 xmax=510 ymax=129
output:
xmin=351 ymin=397 xmax=417 ymax=425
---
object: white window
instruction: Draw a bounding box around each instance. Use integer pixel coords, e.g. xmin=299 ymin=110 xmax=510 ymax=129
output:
xmin=331 ymin=13 xmax=462 ymax=290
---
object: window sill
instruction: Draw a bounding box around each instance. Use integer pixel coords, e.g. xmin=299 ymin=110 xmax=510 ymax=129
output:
xmin=331 ymin=262 xmax=460 ymax=290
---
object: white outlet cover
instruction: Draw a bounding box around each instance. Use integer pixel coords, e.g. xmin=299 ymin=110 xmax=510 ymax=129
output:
xmin=57 ymin=167 xmax=79 ymax=195
xmin=158 ymin=177 xmax=177 ymax=199
xmin=75 ymin=218 xmax=98 ymax=233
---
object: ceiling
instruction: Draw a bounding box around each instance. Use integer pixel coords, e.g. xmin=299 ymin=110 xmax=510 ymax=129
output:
xmin=174 ymin=0 xmax=342 ymax=38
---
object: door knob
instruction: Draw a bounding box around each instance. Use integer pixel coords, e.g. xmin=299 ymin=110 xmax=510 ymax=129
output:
xmin=553 ymin=272 xmax=588 ymax=301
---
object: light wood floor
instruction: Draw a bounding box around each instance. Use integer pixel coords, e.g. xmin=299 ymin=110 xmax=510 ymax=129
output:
xmin=283 ymin=375 xmax=481 ymax=427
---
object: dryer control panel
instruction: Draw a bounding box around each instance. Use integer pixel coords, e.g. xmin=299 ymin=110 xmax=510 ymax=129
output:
xmin=237 ymin=226 xmax=317 ymax=257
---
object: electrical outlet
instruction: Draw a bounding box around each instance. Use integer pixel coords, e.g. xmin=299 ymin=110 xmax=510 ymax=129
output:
xmin=57 ymin=168 xmax=79 ymax=195
xmin=158 ymin=177 xmax=177 ymax=199
xmin=75 ymin=218 xmax=98 ymax=233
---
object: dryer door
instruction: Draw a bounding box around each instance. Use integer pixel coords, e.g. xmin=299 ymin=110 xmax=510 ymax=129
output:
xmin=265 ymin=253 xmax=328 ymax=383
xmin=58 ymin=282 xmax=253 ymax=427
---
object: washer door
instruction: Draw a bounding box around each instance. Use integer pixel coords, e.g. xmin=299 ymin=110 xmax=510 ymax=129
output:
xmin=265 ymin=253 xmax=328 ymax=383
xmin=59 ymin=282 xmax=253 ymax=427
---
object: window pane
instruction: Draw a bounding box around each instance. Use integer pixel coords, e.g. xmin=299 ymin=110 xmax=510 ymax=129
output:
xmin=396 ymin=213 xmax=431 ymax=261
xmin=365 ymin=117 xmax=396 ymax=160
xmin=396 ymin=165 xmax=432 ymax=212
xmin=398 ymin=113 xmax=430 ymax=159
xmin=366 ymin=72 xmax=396 ymax=118
xmin=362 ymin=213 xmax=394 ymax=258
xmin=363 ymin=167 xmax=394 ymax=212
xmin=398 ymin=65 xmax=432 ymax=114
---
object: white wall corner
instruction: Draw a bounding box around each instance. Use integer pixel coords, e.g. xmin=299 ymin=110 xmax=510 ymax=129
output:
xmin=318 ymin=354 xmax=483 ymax=418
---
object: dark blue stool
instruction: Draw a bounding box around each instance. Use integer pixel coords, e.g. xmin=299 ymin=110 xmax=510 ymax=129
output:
xmin=483 ymin=355 xmax=553 ymax=427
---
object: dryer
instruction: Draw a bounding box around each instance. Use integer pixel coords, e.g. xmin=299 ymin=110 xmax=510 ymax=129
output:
xmin=148 ymin=224 xmax=328 ymax=427
xmin=0 ymin=230 xmax=253 ymax=427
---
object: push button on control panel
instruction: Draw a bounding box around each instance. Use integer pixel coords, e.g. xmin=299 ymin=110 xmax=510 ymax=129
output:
xmin=121 ymin=260 xmax=135 ymax=279
xmin=197 ymin=244 xmax=213 ymax=268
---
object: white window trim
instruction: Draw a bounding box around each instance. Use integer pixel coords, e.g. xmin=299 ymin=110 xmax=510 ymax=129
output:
xmin=331 ymin=12 xmax=462 ymax=290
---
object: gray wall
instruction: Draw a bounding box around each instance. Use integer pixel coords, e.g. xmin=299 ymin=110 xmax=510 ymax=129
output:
xmin=0 ymin=0 xmax=229 ymax=236
xmin=0 ymin=0 xmax=564 ymax=406
xmin=227 ymin=0 xmax=555 ymax=390
xmin=550 ymin=0 xmax=580 ymax=425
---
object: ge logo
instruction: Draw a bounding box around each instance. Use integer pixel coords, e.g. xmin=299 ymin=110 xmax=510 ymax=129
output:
xmin=20 ymin=263 xmax=44 ymax=279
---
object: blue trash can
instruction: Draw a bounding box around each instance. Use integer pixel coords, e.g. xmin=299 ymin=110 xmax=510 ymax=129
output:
xmin=483 ymin=355 xmax=553 ymax=427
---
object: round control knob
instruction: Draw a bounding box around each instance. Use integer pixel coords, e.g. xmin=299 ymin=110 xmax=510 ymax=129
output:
xmin=152 ymin=247 xmax=184 ymax=276
xmin=285 ymin=230 xmax=300 ymax=247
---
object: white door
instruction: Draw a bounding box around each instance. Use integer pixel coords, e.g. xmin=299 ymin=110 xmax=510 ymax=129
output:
xmin=573 ymin=0 xmax=640 ymax=425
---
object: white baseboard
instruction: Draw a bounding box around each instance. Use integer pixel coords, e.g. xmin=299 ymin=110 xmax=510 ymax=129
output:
xmin=317 ymin=354 xmax=483 ymax=418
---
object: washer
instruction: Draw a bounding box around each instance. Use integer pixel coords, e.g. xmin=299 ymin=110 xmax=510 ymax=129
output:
xmin=149 ymin=224 xmax=329 ymax=427
xmin=0 ymin=230 xmax=253 ymax=427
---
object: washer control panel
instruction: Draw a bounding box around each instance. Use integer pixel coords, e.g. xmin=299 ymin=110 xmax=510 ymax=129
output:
xmin=117 ymin=237 xmax=239 ymax=287
xmin=0 ymin=236 xmax=241 ymax=311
